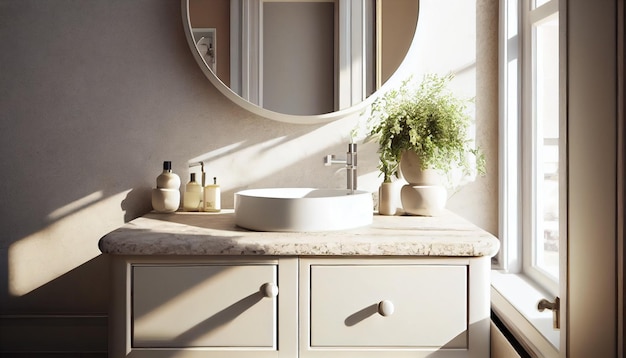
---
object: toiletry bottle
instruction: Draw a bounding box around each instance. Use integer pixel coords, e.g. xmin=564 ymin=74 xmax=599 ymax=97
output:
xmin=152 ymin=161 xmax=181 ymax=212
xmin=156 ymin=161 xmax=181 ymax=189
xmin=183 ymin=173 xmax=203 ymax=211
xmin=203 ymin=177 xmax=221 ymax=212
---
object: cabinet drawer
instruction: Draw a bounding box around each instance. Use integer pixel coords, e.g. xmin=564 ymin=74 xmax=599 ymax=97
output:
xmin=132 ymin=264 xmax=277 ymax=348
xmin=309 ymin=264 xmax=467 ymax=348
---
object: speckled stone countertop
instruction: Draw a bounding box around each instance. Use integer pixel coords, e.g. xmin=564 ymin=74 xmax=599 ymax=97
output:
xmin=98 ymin=210 xmax=499 ymax=257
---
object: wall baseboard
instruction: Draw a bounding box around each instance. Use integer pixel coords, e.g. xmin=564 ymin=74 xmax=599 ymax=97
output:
xmin=0 ymin=314 xmax=107 ymax=356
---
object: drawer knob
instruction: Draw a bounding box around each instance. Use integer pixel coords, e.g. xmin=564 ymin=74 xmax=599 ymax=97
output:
xmin=377 ymin=300 xmax=394 ymax=316
xmin=260 ymin=282 xmax=279 ymax=298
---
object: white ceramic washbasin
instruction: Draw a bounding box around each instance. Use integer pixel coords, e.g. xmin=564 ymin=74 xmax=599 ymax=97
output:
xmin=234 ymin=188 xmax=373 ymax=232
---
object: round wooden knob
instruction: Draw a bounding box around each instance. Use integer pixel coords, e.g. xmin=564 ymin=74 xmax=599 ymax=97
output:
xmin=378 ymin=300 xmax=394 ymax=316
xmin=260 ymin=282 xmax=279 ymax=298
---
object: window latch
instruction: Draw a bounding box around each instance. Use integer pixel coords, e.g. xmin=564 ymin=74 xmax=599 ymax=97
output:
xmin=537 ymin=296 xmax=560 ymax=330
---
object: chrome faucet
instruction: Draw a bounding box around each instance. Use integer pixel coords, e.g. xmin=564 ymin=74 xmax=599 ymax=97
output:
xmin=324 ymin=143 xmax=357 ymax=193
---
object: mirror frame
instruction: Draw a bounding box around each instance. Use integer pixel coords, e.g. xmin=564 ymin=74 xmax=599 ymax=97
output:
xmin=182 ymin=0 xmax=420 ymax=124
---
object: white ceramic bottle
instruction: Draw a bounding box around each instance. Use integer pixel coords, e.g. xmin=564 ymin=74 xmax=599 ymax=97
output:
xmin=183 ymin=173 xmax=203 ymax=211
xmin=203 ymin=177 xmax=221 ymax=212
xmin=156 ymin=161 xmax=181 ymax=189
xmin=152 ymin=161 xmax=181 ymax=213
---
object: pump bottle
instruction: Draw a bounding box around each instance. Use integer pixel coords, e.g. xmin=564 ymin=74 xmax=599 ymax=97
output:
xmin=183 ymin=173 xmax=203 ymax=211
xmin=203 ymin=177 xmax=221 ymax=212
xmin=152 ymin=161 xmax=181 ymax=213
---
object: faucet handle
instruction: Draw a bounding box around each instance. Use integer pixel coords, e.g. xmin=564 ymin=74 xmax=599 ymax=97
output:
xmin=324 ymin=154 xmax=347 ymax=166
xmin=347 ymin=143 xmax=357 ymax=167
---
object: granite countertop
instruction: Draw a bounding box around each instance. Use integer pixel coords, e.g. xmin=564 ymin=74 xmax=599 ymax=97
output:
xmin=98 ymin=210 xmax=500 ymax=256
xmin=99 ymin=210 xmax=500 ymax=257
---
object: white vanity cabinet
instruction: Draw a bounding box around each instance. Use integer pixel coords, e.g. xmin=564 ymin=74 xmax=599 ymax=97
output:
xmin=110 ymin=256 xmax=490 ymax=358
xmin=101 ymin=211 xmax=499 ymax=358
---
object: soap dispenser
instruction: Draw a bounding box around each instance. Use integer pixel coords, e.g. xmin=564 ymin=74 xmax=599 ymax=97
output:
xmin=183 ymin=173 xmax=203 ymax=211
xmin=156 ymin=161 xmax=181 ymax=189
xmin=151 ymin=161 xmax=181 ymax=213
xmin=203 ymin=177 xmax=221 ymax=212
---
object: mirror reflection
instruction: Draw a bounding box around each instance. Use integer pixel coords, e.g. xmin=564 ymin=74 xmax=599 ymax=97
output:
xmin=188 ymin=0 xmax=419 ymax=116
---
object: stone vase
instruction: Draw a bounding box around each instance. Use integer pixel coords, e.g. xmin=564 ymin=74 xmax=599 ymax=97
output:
xmin=399 ymin=150 xmax=447 ymax=216
xmin=399 ymin=150 xmax=442 ymax=185
xmin=400 ymin=185 xmax=447 ymax=216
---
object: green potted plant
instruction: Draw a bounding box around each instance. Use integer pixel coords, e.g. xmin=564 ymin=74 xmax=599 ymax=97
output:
xmin=367 ymin=73 xmax=485 ymax=215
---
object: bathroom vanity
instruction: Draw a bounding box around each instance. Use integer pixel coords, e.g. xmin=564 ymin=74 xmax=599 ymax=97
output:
xmin=99 ymin=210 xmax=499 ymax=358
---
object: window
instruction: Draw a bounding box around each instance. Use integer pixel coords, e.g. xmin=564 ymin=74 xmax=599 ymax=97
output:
xmin=495 ymin=0 xmax=565 ymax=354
xmin=499 ymin=0 xmax=563 ymax=294
xmin=522 ymin=0 xmax=561 ymax=295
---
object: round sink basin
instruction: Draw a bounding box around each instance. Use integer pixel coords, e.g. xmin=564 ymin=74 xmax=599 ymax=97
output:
xmin=234 ymin=188 xmax=373 ymax=232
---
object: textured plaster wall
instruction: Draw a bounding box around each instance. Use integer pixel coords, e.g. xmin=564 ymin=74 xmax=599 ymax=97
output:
xmin=0 ymin=0 xmax=497 ymax=321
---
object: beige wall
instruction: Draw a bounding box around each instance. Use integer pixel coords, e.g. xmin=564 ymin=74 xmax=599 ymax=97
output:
xmin=0 ymin=0 xmax=498 ymax=353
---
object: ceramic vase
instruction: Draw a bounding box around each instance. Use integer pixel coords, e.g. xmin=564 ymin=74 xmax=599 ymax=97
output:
xmin=378 ymin=181 xmax=402 ymax=216
xmin=399 ymin=150 xmax=447 ymax=216
xmin=400 ymin=185 xmax=447 ymax=216
xmin=152 ymin=161 xmax=181 ymax=213
xmin=399 ymin=150 xmax=442 ymax=185
xmin=152 ymin=188 xmax=180 ymax=213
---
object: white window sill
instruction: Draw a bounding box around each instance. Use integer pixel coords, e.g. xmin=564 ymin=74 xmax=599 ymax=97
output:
xmin=491 ymin=270 xmax=560 ymax=357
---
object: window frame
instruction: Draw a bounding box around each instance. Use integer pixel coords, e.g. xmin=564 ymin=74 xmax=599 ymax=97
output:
xmin=520 ymin=0 xmax=561 ymax=296
xmin=497 ymin=0 xmax=564 ymax=290
xmin=494 ymin=0 xmax=566 ymax=355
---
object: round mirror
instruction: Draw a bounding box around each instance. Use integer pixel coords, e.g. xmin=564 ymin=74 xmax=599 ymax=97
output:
xmin=182 ymin=0 xmax=419 ymax=124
